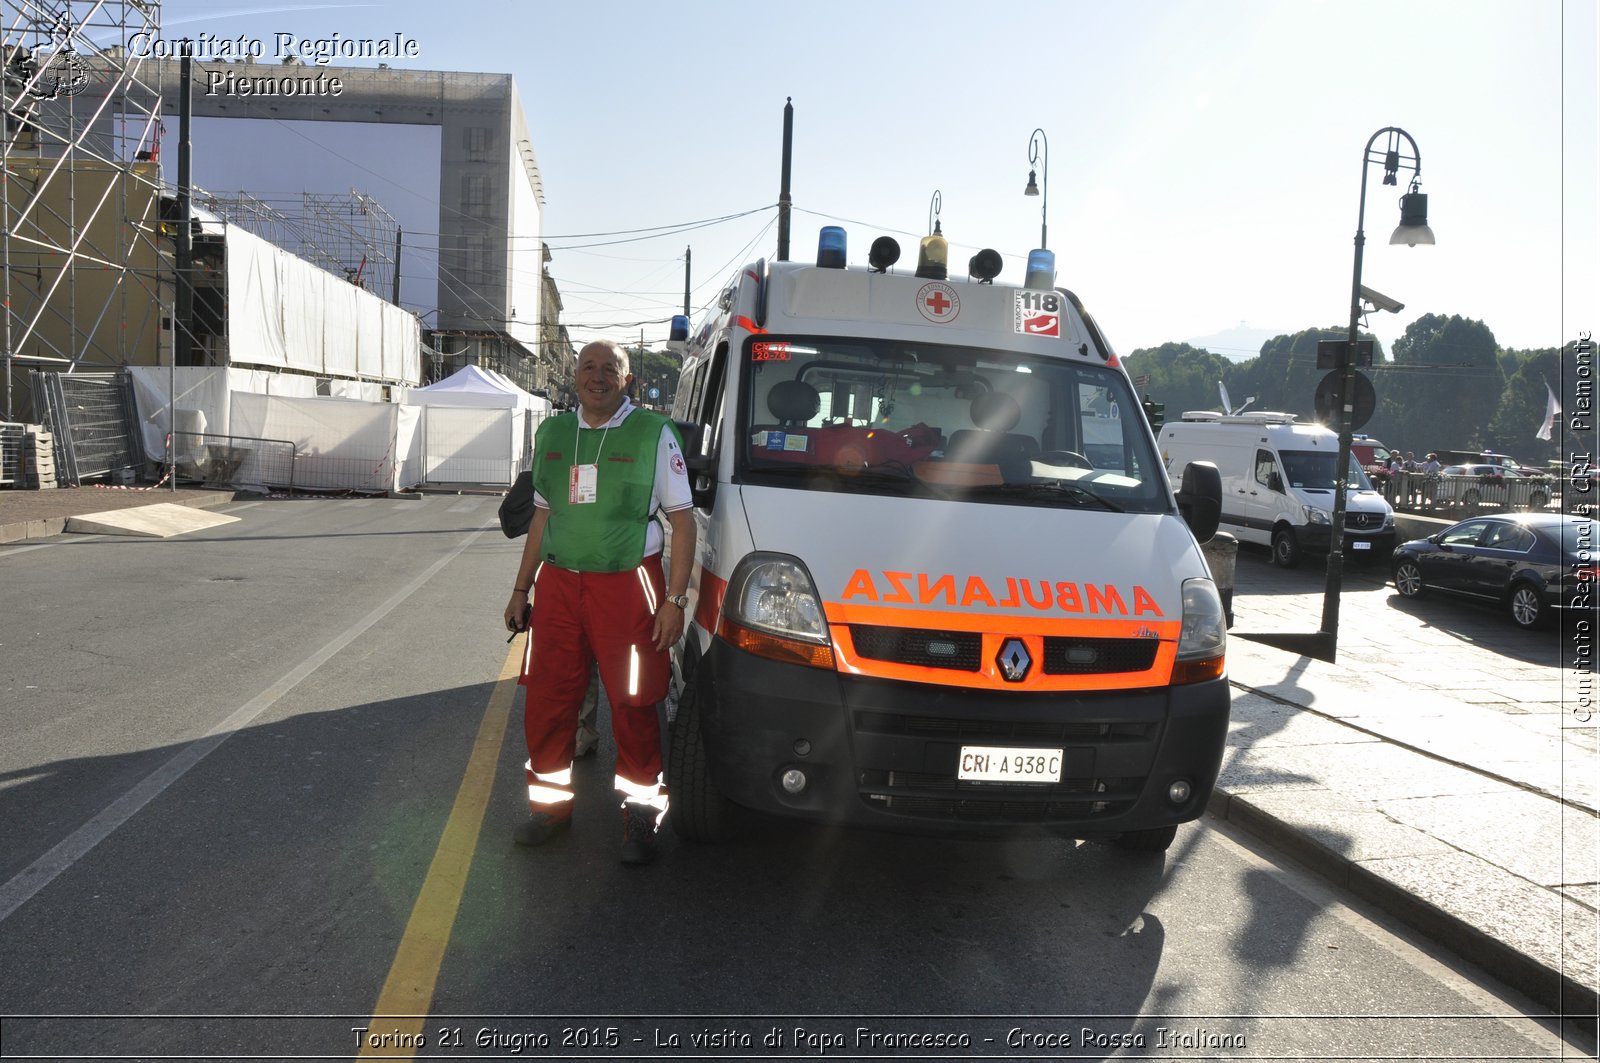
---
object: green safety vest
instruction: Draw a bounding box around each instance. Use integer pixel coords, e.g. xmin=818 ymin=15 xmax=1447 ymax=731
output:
xmin=532 ymin=408 xmax=680 ymax=572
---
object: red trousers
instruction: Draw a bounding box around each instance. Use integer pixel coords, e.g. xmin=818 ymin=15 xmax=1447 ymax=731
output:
xmin=519 ymin=555 xmax=669 ymax=799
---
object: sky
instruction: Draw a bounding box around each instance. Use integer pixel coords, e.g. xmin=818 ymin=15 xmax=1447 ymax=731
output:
xmin=141 ymin=0 xmax=1596 ymax=362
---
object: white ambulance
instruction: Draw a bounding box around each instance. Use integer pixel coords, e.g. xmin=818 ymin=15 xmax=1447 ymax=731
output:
xmin=663 ymin=227 xmax=1228 ymax=852
xmin=1157 ymin=411 xmax=1396 ymax=568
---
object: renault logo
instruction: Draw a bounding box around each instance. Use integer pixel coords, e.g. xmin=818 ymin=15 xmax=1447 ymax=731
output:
xmin=996 ymin=637 xmax=1032 ymax=682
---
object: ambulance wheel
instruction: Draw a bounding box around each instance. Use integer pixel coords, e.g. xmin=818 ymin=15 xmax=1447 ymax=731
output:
xmin=1271 ymin=527 xmax=1302 ymax=568
xmin=1113 ymin=825 xmax=1178 ymax=852
xmin=666 ymin=677 xmax=738 ymax=842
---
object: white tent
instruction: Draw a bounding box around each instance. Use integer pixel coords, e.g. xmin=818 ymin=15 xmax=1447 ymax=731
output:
xmin=405 ymin=364 xmax=549 ymax=412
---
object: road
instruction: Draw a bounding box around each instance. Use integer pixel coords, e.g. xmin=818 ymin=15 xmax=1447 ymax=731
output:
xmin=0 ymin=497 xmax=1581 ymax=1061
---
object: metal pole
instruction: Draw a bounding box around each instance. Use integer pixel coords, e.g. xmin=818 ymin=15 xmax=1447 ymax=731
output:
xmin=1029 ymin=128 xmax=1049 ymax=250
xmin=392 ymin=226 xmax=402 ymax=305
xmin=683 ymin=245 xmax=691 ymax=316
xmin=175 ymin=48 xmax=192 ymax=369
xmin=776 ymin=97 xmax=793 ymax=261
xmin=1319 ymin=127 xmax=1422 ymax=659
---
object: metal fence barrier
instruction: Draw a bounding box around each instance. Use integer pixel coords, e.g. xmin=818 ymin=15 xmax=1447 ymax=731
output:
xmin=174 ymin=432 xmax=297 ymax=494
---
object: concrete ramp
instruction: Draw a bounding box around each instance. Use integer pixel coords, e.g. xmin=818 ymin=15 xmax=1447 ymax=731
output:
xmin=66 ymin=502 xmax=241 ymax=538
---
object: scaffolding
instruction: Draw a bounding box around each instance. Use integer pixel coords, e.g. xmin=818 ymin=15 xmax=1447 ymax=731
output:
xmin=196 ymin=187 xmax=400 ymax=299
xmin=2 ymin=0 xmax=168 ymax=421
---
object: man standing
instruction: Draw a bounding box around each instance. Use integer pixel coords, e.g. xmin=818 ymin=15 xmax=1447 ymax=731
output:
xmin=504 ymin=340 xmax=695 ymax=865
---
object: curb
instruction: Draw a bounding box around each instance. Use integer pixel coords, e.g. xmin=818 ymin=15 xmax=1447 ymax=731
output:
xmin=1208 ymin=786 xmax=1598 ymax=1034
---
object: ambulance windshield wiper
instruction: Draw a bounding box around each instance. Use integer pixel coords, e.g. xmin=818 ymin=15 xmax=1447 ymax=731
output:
xmin=971 ymin=481 xmax=1126 ymax=511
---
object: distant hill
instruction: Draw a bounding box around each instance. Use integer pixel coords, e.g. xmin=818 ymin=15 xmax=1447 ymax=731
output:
xmin=1183 ymin=324 xmax=1286 ymax=362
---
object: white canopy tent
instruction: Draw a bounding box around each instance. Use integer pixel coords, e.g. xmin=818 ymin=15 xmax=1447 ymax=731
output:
xmin=402 ymin=365 xmax=550 ymax=485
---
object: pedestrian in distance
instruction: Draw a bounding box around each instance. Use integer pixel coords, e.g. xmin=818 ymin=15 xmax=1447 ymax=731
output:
xmin=503 ymin=340 xmax=695 ymax=866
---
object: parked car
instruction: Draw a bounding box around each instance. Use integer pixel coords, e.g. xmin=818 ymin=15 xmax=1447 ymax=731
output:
xmin=1432 ymin=449 xmax=1545 ymax=477
xmin=1390 ymin=512 xmax=1595 ymax=628
xmin=1431 ymin=464 xmax=1552 ymax=510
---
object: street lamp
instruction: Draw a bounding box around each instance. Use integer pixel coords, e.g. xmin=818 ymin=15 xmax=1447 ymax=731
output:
xmin=1318 ymin=126 xmax=1433 ymax=661
xmin=1023 ymin=128 xmax=1048 ymax=250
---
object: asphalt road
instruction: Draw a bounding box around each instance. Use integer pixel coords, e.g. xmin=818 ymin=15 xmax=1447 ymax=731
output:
xmin=0 ymin=497 xmax=1581 ymax=1061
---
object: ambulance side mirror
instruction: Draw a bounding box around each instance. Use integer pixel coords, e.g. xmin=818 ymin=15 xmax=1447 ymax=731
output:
xmin=674 ymin=419 xmax=718 ymax=509
xmin=1176 ymin=460 xmax=1222 ymax=543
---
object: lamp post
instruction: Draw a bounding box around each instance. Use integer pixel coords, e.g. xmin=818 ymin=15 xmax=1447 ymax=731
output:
xmin=1023 ymin=128 xmax=1049 ymax=250
xmin=1318 ymin=126 xmax=1434 ymax=660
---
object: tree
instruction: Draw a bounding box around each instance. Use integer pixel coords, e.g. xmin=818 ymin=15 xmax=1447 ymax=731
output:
xmin=1122 ymin=343 xmax=1236 ymax=418
xmin=1486 ymin=347 xmax=1562 ymax=460
xmin=1382 ymin=314 xmax=1501 ymax=455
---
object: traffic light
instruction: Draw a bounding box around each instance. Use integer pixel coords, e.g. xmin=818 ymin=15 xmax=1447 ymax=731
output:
xmin=1142 ymin=395 xmax=1165 ymax=430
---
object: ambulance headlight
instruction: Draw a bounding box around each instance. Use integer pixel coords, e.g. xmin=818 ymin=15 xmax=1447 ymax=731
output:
xmin=724 ymin=553 xmax=831 ymax=644
xmin=1174 ymin=577 xmax=1225 ymax=684
xmin=1303 ymin=505 xmax=1331 ymax=525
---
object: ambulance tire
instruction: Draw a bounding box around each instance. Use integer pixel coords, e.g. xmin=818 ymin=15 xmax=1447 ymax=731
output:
xmin=666 ymin=677 xmax=739 ymax=842
xmin=1271 ymin=527 xmax=1302 ymax=569
xmin=1112 ymin=824 xmax=1178 ymax=852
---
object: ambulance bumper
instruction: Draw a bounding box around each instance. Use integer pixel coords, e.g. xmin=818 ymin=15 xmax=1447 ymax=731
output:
xmin=694 ymin=640 xmax=1230 ymax=836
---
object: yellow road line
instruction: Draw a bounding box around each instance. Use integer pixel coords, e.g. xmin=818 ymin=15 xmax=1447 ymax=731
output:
xmin=355 ymin=643 xmax=521 ymax=1059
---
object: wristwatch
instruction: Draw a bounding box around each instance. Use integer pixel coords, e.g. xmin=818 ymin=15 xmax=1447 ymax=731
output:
xmin=666 ymin=593 xmax=690 ymax=610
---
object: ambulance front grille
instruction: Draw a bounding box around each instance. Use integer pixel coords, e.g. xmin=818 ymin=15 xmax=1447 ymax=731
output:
xmin=857 ymin=770 xmax=1141 ymax=821
xmin=853 ymin=712 xmax=1153 ymax=744
xmin=849 ymin=627 xmax=1162 ymax=676
xmin=1040 ymin=637 xmax=1160 ymax=675
xmin=848 ymin=625 xmax=981 ymax=671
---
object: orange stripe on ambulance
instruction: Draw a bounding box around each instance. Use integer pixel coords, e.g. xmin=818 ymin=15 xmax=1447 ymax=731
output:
xmin=840 ymin=569 xmax=1164 ymax=616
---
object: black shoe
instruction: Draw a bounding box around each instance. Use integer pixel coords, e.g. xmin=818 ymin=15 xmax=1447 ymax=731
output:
xmin=513 ymin=807 xmax=572 ymax=847
xmin=620 ymin=803 xmax=658 ymax=866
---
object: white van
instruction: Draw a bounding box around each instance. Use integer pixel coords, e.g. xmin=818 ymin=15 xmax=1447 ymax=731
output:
xmin=661 ymin=227 xmax=1229 ymax=852
xmin=1157 ymin=411 xmax=1395 ymax=568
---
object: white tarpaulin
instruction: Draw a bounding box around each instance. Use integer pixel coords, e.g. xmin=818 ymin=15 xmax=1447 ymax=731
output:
xmin=225 ymin=223 xmax=422 ymax=386
xmin=405 ymin=364 xmax=548 ymax=411
xmin=231 ymin=391 xmax=400 ymax=493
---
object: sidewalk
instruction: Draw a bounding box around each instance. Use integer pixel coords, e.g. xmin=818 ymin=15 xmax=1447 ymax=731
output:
xmin=1 ymin=486 xmax=1596 ymax=1026
xmin=1221 ymin=549 xmax=1597 ymax=1027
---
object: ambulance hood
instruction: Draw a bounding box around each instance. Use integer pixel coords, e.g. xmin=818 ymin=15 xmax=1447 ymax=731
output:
xmin=736 ymin=485 xmax=1203 ymax=627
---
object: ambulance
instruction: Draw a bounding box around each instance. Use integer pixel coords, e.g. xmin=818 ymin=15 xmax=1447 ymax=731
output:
xmin=662 ymin=226 xmax=1228 ymax=852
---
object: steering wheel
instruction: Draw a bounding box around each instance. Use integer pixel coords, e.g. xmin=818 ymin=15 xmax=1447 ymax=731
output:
xmin=1035 ymin=450 xmax=1094 ymax=469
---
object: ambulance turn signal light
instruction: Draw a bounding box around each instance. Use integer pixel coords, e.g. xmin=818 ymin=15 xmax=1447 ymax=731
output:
xmin=1172 ymin=654 xmax=1225 ymax=685
xmin=718 ymin=616 xmax=836 ymax=670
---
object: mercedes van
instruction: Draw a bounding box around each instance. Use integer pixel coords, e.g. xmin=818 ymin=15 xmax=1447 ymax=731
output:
xmin=661 ymin=226 xmax=1229 ymax=853
xmin=1157 ymin=411 xmax=1395 ymax=568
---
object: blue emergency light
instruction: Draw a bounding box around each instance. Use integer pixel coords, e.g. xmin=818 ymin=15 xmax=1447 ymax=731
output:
xmin=1024 ymin=248 xmax=1056 ymax=290
xmin=669 ymin=315 xmax=689 ymax=341
xmin=817 ymin=226 xmax=847 ymax=269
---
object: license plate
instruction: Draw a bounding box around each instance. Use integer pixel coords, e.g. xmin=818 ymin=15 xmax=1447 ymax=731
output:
xmin=958 ymin=745 xmax=1063 ymax=783
xmin=1352 ymin=540 xmax=1372 ymax=551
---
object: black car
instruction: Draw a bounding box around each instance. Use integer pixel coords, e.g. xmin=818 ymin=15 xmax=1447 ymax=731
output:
xmin=1390 ymin=513 xmax=1597 ymax=629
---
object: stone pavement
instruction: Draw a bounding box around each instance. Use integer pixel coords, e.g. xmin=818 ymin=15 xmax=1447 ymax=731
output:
xmin=1 ymin=487 xmax=1596 ymax=1029
xmin=1221 ymin=534 xmax=1597 ymax=1029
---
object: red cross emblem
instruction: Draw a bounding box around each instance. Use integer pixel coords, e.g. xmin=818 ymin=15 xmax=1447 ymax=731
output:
xmin=916 ymin=281 xmax=960 ymax=323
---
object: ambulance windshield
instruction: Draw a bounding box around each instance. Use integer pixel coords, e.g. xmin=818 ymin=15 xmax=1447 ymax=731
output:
xmin=738 ymin=335 xmax=1169 ymax=512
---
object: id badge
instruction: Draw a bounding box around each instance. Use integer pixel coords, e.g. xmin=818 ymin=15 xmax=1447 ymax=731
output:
xmin=569 ymin=463 xmax=598 ymax=504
